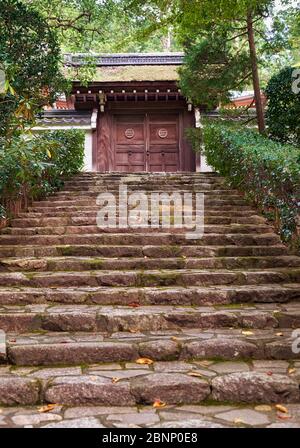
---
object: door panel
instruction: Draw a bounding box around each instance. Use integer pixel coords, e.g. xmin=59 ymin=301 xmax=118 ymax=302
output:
xmin=114 ymin=115 xmax=146 ymax=172
xmin=147 ymin=114 xmax=179 ymax=172
xmin=113 ymin=112 xmax=180 ymax=172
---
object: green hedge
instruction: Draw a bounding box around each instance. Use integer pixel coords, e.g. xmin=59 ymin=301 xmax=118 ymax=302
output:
xmin=197 ymin=123 xmax=300 ymax=244
xmin=0 ymin=130 xmax=84 ymax=219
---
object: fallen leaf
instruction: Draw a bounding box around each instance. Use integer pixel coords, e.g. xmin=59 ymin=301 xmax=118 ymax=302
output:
xmin=275 ymin=404 xmax=288 ymax=413
xmin=128 ymin=302 xmax=140 ymax=308
xmin=254 ymin=405 xmax=272 ymax=412
xmin=288 ymin=368 xmax=296 ymax=374
xmin=90 ymin=376 xmax=98 ymax=381
xmin=197 ymin=360 xmax=211 ymax=367
xmin=277 ymin=413 xmax=291 ymax=420
xmin=38 ymin=404 xmax=59 ymax=413
xmin=276 ymin=332 xmax=283 ymax=337
xmin=135 ymin=357 xmax=154 ymax=365
xmin=188 ymin=371 xmax=203 ymax=378
xmin=242 ymin=330 xmax=254 ymax=336
xmin=112 ymin=377 xmax=120 ymax=384
xmin=153 ymin=399 xmax=166 ymax=408
xmin=234 ymin=418 xmax=245 ymax=424
xmin=266 ymin=371 xmax=273 ymax=376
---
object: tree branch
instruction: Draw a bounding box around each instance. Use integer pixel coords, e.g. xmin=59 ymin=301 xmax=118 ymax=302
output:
xmin=226 ymin=30 xmax=248 ymax=41
xmin=242 ymin=115 xmax=257 ymax=125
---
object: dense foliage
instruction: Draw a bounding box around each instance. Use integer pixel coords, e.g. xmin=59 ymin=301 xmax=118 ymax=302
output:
xmin=0 ymin=0 xmax=65 ymax=136
xmin=189 ymin=123 xmax=300 ymax=244
xmin=23 ymin=0 xmax=180 ymax=53
xmin=0 ymin=130 xmax=84 ymax=219
xmin=179 ymin=37 xmax=251 ymax=108
xmin=266 ymin=66 xmax=300 ymax=146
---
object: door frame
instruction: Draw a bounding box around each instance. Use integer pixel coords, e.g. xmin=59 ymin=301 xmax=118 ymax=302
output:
xmin=95 ymin=100 xmax=195 ymax=172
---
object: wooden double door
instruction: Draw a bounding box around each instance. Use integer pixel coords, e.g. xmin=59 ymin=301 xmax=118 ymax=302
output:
xmin=113 ymin=113 xmax=180 ymax=172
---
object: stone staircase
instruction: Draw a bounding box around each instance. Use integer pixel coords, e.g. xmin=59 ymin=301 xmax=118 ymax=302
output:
xmin=0 ymin=172 xmax=300 ymax=423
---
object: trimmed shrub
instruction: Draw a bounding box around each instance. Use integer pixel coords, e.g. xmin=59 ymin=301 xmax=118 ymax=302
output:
xmin=191 ymin=123 xmax=300 ymax=244
xmin=0 ymin=130 xmax=84 ymax=219
xmin=266 ymin=66 xmax=300 ymax=146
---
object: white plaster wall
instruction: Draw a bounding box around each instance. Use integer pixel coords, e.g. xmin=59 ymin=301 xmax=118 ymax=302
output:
xmin=83 ymin=130 xmax=93 ymax=172
xmin=200 ymin=154 xmax=214 ymax=172
xmin=194 ymin=108 xmax=214 ymax=173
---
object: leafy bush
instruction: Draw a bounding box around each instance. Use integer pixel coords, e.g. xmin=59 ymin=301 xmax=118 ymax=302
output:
xmin=0 ymin=130 xmax=84 ymax=219
xmin=266 ymin=66 xmax=300 ymax=146
xmin=191 ymin=123 xmax=300 ymax=244
xmin=0 ymin=0 xmax=66 ymax=136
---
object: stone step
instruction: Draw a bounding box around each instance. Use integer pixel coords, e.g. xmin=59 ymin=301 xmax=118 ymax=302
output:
xmin=64 ymin=175 xmax=223 ymax=182
xmin=65 ymin=175 xmax=222 ymax=181
xmin=54 ymin=187 xmax=235 ymax=195
xmin=1 ymin=224 xmax=274 ymax=236
xmin=63 ymin=178 xmax=225 ymax=186
xmin=53 ymin=189 xmax=240 ymax=196
xmin=26 ymin=206 xmax=260 ymax=215
xmin=30 ymin=198 xmax=249 ymax=208
xmin=0 ymin=283 xmax=299 ymax=306
xmin=17 ymin=208 xmax=261 ymax=218
xmin=1 ymin=303 xmax=300 ymax=333
xmin=62 ymin=183 xmax=227 ymax=191
xmin=0 ymin=359 xmax=299 ymax=407
xmin=1 ymin=256 xmax=299 ymax=273
xmin=11 ymin=215 xmax=267 ymax=228
xmin=4 ymin=328 xmax=300 ymax=367
xmin=0 ymin=170 xmax=299 ymax=415
xmin=0 ymin=233 xmax=282 ymax=247
xmin=64 ymin=177 xmax=223 ymax=183
xmin=0 ymin=244 xmax=288 ymax=259
xmin=33 ymin=188 xmax=247 ymax=201
xmin=0 ymin=268 xmax=299 ymax=288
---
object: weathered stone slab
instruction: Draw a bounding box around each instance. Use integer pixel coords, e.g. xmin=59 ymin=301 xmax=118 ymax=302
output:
xmin=42 ymin=417 xmax=104 ymax=428
xmin=217 ymin=409 xmax=270 ymax=426
xmin=153 ymin=419 xmax=226 ymax=428
xmin=0 ymin=377 xmax=40 ymax=405
xmin=182 ymin=339 xmax=261 ymax=360
xmin=212 ymin=372 xmax=300 ymax=403
xmin=8 ymin=342 xmax=138 ymax=366
xmin=45 ymin=375 xmax=135 ymax=406
xmin=138 ymin=340 xmax=180 ymax=361
xmin=131 ymin=373 xmax=210 ymax=405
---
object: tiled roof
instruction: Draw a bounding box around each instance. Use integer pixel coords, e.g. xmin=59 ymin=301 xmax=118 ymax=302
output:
xmin=64 ymin=53 xmax=184 ymax=67
xmin=35 ymin=110 xmax=93 ymax=128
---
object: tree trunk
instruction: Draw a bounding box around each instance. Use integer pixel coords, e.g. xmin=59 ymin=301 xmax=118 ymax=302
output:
xmin=162 ymin=27 xmax=172 ymax=52
xmin=247 ymin=12 xmax=266 ymax=134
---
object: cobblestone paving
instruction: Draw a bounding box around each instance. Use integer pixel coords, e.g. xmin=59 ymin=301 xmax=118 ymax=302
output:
xmin=1 ymin=402 xmax=300 ymax=428
xmin=1 ymin=360 xmax=300 ymax=423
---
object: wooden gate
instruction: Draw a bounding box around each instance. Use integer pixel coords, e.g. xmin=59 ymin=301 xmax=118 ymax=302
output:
xmin=113 ymin=113 xmax=179 ymax=172
xmin=95 ymin=102 xmax=195 ymax=172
